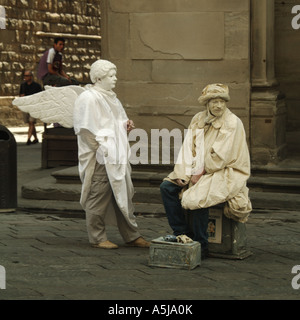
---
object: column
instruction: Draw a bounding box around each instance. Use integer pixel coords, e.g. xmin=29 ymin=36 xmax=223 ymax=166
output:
xmin=250 ymin=0 xmax=286 ymax=165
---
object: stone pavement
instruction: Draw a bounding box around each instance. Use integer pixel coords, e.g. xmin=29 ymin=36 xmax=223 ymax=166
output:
xmin=0 ymin=130 xmax=300 ymax=301
xmin=1 ymin=208 xmax=300 ymax=301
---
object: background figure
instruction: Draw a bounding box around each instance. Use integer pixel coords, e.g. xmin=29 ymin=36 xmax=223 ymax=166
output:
xmin=19 ymin=70 xmax=42 ymax=145
xmin=74 ymin=59 xmax=149 ymax=249
xmin=37 ymin=37 xmax=79 ymax=87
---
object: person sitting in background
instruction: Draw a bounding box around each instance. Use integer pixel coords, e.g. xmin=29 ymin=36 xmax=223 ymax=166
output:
xmin=19 ymin=70 xmax=42 ymax=145
xmin=37 ymin=37 xmax=79 ymax=87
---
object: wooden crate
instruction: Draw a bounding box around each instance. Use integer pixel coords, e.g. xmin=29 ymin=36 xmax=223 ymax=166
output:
xmin=41 ymin=126 xmax=78 ymax=168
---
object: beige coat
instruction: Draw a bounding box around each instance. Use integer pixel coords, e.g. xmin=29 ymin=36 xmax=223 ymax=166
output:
xmin=167 ymin=108 xmax=252 ymax=223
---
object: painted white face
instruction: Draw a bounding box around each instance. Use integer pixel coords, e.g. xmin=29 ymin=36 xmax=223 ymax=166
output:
xmin=98 ymin=69 xmax=117 ymax=91
xmin=207 ymin=98 xmax=226 ymax=117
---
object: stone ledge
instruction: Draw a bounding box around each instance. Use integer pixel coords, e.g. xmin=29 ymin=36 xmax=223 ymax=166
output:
xmin=0 ymin=96 xmax=15 ymax=106
xmin=36 ymin=31 xmax=101 ymax=41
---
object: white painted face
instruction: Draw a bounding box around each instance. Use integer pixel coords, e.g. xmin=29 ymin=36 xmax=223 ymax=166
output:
xmin=207 ymin=98 xmax=226 ymax=117
xmin=97 ymin=69 xmax=117 ymax=91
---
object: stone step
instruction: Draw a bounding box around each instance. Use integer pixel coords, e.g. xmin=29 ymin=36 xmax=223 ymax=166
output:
xmin=131 ymin=174 xmax=300 ymax=193
xmin=249 ymin=191 xmax=300 ymax=211
xmin=251 ymin=167 xmax=300 ymax=179
xmin=18 ymin=196 xmax=165 ymax=217
xmin=249 ymin=176 xmax=300 ymax=194
xmin=18 ymin=197 xmax=84 ymax=216
xmin=51 ymin=166 xmax=81 ymax=184
xmin=22 ymin=160 xmax=300 ymax=214
xmin=22 ymin=176 xmax=81 ymax=201
xmin=21 ymin=175 xmax=300 ymax=211
xmin=52 ymin=166 xmax=300 ymax=193
xmin=251 ymin=156 xmax=300 ymax=179
xmin=51 ymin=165 xmax=167 ymax=185
xmin=20 ymin=175 xmax=166 ymax=215
xmin=20 ymin=190 xmax=300 ymax=214
xmin=52 ymin=158 xmax=300 ymax=183
xmin=22 ymin=176 xmax=164 ymax=203
xmin=131 ymin=171 xmax=166 ymax=187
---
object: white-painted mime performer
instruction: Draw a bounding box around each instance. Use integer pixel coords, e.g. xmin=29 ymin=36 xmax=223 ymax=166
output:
xmin=74 ymin=60 xmax=150 ymax=249
xmin=160 ymin=84 xmax=252 ymax=258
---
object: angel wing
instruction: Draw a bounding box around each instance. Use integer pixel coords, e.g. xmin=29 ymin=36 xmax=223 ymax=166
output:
xmin=12 ymin=85 xmax=86 ymax=128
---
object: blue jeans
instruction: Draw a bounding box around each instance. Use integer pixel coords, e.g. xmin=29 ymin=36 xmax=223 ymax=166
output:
xmin=160 ymin=180 xmax=209 ymax=250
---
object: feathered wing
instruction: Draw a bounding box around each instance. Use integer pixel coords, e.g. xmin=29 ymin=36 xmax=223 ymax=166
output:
xmin=12 ymin=85 xmax=86 ymax=128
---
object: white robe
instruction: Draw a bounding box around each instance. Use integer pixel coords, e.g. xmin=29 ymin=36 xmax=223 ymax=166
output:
xmin=73 ymin=87 xmax=137 ymax=228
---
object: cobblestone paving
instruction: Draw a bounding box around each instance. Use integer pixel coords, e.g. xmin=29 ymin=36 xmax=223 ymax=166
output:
xmin=0 ymin=209 xmax=299 ymax=300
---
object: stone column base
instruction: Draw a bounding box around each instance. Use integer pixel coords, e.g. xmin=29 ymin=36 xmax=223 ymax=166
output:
xmin=250 ymin=87 xmax=287 ymax=165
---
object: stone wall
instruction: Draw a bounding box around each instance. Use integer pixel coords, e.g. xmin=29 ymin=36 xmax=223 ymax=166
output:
xmin=100 ymin=0 xmax=251 ymax=139
xmin=0 ymin=0 xmax=101 ymax=126
xmin=0 ymin=96 xmax=22 ymax=127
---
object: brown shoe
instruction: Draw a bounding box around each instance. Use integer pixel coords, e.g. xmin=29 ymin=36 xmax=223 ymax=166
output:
xmin=92 ymin=240 xmax=118 ymax=249
xmin=127 ymin=237 xmax=150 ymax=248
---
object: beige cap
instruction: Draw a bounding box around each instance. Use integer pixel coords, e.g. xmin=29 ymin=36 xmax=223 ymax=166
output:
xmin=198 ymin=83 xmax=230 ymax=106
